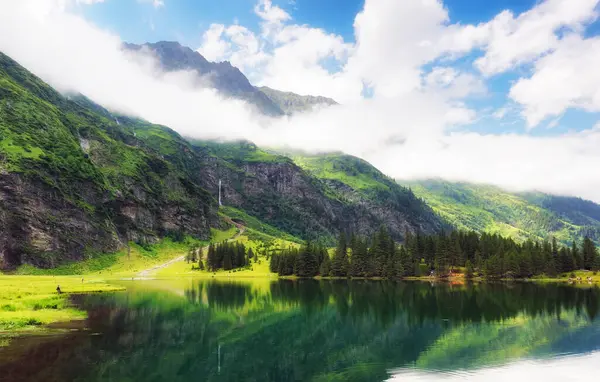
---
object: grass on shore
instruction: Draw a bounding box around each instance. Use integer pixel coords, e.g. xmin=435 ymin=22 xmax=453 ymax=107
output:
xmin=155 ymin=233 xmax=285 ymax=278
xmin=0 ymin=276 xmax=124 ymax=335
xmin=9 ymin=228 xmax=238 ymax=278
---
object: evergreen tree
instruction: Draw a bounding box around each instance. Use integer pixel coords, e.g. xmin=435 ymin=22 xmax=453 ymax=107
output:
xmin=349 ymin=236 xmax=367 ymax=277
xmin=296 ymin=242 xmax=319 ymax=277
xmin=331 ymin=232 xmax=349 ymax=277
xmin=207 ymin=244 xmax=217 ymax=271
xmin=465 ymin=259 xmax=474 ymax=279
xmin=319 ymin=252 xmax=331 ymax=276
xmin=583 ymin=237 xmax=597 ymax=270
xmin=484 ymin=254 xmax=502 ymax=278
xmin=223 ymin=250 xmax=232 ymax=270
xmin=572 ymin=241 xmax=582 ymax=270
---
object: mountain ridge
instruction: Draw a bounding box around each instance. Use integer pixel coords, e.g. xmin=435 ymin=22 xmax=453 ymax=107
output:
xmin=123 ymin=41 xmax=337 ymax=116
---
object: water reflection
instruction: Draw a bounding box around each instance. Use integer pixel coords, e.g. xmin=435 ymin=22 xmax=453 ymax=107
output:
xmin=1 ymin=280 xmax=600 ymax=382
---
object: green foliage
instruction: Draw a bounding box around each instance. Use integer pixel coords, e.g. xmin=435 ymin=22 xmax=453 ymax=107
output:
xmin=0 ymin=52 xmax=217 ymax=268
xmin=192 ymin=139 xmax=290 ymax=164
xmin=219 ymin=206 xmax=301 ymax=243
xmin=465 ymin=259 xmax=474 ymax=279
xmin=406 ymin=180 xmax=600 ymax=244
xmin=206 ymin=241 xmax=248 ymax=271
xmin=330 ymin=232 xmax=349 ymax=277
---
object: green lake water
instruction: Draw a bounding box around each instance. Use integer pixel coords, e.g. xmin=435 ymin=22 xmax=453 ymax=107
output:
xmin=2 ymin=280 xmax=600 ymax=381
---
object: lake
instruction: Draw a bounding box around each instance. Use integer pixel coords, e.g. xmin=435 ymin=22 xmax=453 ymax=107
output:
xmin=1 ymin=280 xmax=600 ymax=381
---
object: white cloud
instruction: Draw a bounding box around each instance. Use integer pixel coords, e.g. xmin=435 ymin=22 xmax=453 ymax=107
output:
xmin=76 ymin=0 xmax=104 ymax=4
xmin=2 ymin=0 xmax=600 ymax=204
xmin=474 ymin=0 xmax=599 ymax=75
xmin=198 ymin=24 xmax=231 ymax=61
xmin=138 ymin=0 xmax=165 ymax=9
xmin=510 ymin=34 xmax=600 ymax=127
xmin=424 ymin=67 xmax=486 ymax=99
xmin=254 ymin=0 xmax=290 ymax=26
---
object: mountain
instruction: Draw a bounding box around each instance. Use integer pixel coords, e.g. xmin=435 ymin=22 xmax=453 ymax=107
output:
xmin=290 ymin=153 xmax=447 ymax=237
xmin=257 ymin=86 xmax=337 ymax=115
xmin=123 ymin=41 xmax=337 ymax=117
xmin=405 ymin=179 xmax=600 ymax=244
xmin=0 ymin=51 xmax=219 ymax=268
xmin=0 ymin=51 xmax=443 ymax=269
xmin=124 ymin=41 xmax=284 ymax=116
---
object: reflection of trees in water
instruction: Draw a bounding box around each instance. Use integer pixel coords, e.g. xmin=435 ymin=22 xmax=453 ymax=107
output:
xmin=2 ymin=282 xmax=600 ymax=382
xmin=269 ymin=281 xmax=600 ymax=325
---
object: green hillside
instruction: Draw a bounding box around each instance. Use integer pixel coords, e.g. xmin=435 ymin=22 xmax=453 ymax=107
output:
xmin=0 ymin=50 xmax=445 ymax=269
xmin=405 ymin=180 xmax=600 ymax=243
xmin=292 ymin=153 xmax=446 ymax=238
xmin=0 ymin=51 xmax=218 ymax=268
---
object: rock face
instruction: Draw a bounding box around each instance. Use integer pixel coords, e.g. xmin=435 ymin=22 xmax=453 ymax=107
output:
xmin=123 ymin=41 xmax=285 ymax=116
xmin=189 ymin=141 xmax=446 ymax=242
xmin=0 ymin=52 xmax=218 ymax=269
xmin=0 ymin=173 xmax=120 ymax=268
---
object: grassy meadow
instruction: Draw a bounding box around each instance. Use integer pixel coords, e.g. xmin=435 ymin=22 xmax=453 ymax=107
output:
xmin=0 ymin=276 xmax=124 ymax=335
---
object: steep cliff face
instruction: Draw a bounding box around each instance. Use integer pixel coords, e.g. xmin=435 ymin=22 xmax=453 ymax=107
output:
xmin=291 ymin=154 xmax=447 ymax=240
xmin=0 ymin=52 xmax=218 ymax=268
xmin=190 ymin=141 xmax=445 ymax=242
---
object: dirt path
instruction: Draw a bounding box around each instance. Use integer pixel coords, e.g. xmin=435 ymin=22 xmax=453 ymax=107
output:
xmin=137 ymin=254 xmax=187 ymax=278
xmin=136 ymin=219 xmax=245 ymax=278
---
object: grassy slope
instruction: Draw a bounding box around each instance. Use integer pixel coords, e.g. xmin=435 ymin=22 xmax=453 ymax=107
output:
xmin=192 ymin=139 xmax=290 ymax=165
xmin=219 ymin=206 xmax=301 ymax=243
xmin=406 ymin=180 xmax=600 ymax=244
xmin=293 ymin=153 xmax=392 ymax=194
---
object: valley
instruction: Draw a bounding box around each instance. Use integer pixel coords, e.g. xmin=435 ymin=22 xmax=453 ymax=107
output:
xmin=1 ymin=48 xmax=600 ymax=338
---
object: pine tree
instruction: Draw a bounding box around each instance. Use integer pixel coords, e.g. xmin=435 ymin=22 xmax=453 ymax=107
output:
xmin=583 ymin=237 xmax=597 ymax=270
xmin=572 ymin=241 xmax=582 ymax=270
xmin=484 ymin=254 xmax=502 ymax=278
xmin=297 ymin=242 xmax=319 ymax=277
xmin=319 ymin=252 xmax=331 ymax=276
xmin=349 ymin=236 xmax=367 ymax=277
xmin=331 ymin=232 xmax=349 ymax=277
xmin=207 ymin=244 xmax=216 ymax=271
xmin=223 ymin=250 xmax=232 ymax=271
xmin=465 ymin=259 xmax=474 ymax=279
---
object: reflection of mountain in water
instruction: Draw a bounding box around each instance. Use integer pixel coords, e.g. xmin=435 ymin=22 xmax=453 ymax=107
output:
xmin=1 ymin=281 xmax=600 ymax=382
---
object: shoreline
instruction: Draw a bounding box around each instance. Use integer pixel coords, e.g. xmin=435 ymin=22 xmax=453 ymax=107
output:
xmin=2 ymin=269 xmax=598 ymax=336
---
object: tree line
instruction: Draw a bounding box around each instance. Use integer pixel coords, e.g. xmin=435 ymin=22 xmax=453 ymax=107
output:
xmin=269 ymin=228 xmax=600 ymax=279
xmin=200 ymin=241 xmax=254 ymax=271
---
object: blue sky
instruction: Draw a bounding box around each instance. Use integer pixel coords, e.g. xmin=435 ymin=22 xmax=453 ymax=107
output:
xmin=77 ymin=0 xmax=600 ymax=137
xmin=3 ymin=0 xmax=600 ymax=200
xmin=82 ymin=0 xmax=542 ymax=45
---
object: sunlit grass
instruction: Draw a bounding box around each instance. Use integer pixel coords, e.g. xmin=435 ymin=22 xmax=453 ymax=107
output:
xmin=156 ymin=234 xmax=282 ymax=278
xmin=0 ymin=276 xmax=123 ymax=333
